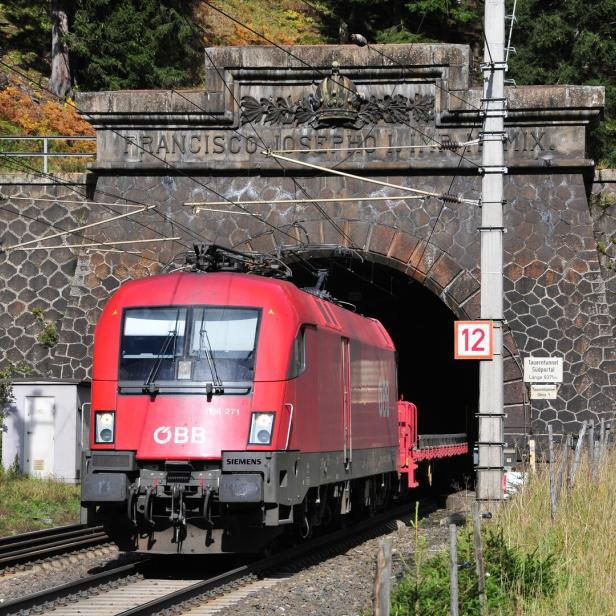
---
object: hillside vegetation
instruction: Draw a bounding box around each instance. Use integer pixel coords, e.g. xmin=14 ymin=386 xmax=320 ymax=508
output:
xmin=0 ymin=0 xmax=614 ymax=167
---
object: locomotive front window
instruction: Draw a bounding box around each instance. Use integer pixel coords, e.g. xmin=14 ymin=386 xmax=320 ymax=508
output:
xmin=119 ymin=307 xmax=187 ymax=382
xmin=190 ymin=308 xmax=259 ymax=382
xmin=119 ymin=306 xmax=260 ymax=387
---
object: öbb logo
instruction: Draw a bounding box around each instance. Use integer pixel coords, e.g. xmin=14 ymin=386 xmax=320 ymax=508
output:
xmin=153 ymin=426 xmax=206 ymax=444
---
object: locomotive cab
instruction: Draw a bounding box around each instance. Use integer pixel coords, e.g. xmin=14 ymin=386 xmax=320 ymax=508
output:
xmin=82 ymin=271 xmax=399 ymax=554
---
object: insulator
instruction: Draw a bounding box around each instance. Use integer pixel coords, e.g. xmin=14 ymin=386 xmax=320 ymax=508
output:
xmin=439 ymin=141 xmax=462 ymax=151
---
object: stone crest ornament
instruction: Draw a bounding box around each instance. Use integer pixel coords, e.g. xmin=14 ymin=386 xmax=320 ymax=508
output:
xmin=314 ymin=61 xmax=362 ymax=126
xmin=240 ymin=62 xmax=434 ymax=129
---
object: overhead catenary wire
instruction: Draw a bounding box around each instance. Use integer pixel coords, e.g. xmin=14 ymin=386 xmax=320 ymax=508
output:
xmin=185 ymin=195 xmax=425 ymax=209
xmin=0 ymin=155 xmax=198 ymax=249
xmin=1 ymin=195 xmax=143 ymax=208
xmin=186 ymin=208 xmax=256 ymax=216
xmin=3 ymin=205 xmax=152 ymax=251
xmin=84 ymin=248 xmax=140 ymax=254
xmin=263 ymin=150 xmax=479 ymax=205
xmin=505 ymin=0 xmax=518 ymax=63
xmin=270 ymin=140 xmax=480 ymax=154
xmin=0 ymin=60 xmax=306 ymax=253
xmin=0 ymin=203 xmax=164 ymax=264
xmin=13 ymin=237 xmax=181 ymax=251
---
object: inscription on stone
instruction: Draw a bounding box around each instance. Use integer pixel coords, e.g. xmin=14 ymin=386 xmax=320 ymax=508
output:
xmin=117 ymin=127 xmax=560 ymax=164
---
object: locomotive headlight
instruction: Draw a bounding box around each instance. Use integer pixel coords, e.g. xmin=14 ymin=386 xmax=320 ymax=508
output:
xmin=95 ymin=411 xmax=115 ymax=444
xmin=248 ymin=412 xmax=275 ymax=445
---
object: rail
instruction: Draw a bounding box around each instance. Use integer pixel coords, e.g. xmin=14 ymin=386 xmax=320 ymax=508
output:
xmin=0 ymin=523 xmax=107 ymax=570
xmin=0 ymin=135 xmax=96 ymax=173
xmin=0 ymin=499 xmax=439 ymax=615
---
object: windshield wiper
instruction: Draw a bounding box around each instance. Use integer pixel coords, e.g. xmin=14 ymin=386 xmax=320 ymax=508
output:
xmin=198 ymin=324 xmax=224 ymax=400
xmin=143 ymin=311 xmax=181 ymax=396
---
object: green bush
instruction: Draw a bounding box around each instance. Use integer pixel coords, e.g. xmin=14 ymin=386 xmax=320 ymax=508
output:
xmin=38 ymin=321 xmax=59 ymax=347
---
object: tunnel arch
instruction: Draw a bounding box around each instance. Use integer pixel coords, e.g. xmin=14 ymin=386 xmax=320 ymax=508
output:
xmin=277 ymin=223 xmax=527 ymax=447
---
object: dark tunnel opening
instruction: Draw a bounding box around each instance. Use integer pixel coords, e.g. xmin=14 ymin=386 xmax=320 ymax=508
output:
xmin=289 ymin=254 xmax=479 ymax=452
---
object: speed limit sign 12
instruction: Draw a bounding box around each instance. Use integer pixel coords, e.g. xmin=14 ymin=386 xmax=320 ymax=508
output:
xmin=454 ymin=321 xmax=494 ymax=360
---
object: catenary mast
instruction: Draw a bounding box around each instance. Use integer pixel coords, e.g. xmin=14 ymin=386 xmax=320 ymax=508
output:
xmin=477 ymin=0 xmax=506 ymax=506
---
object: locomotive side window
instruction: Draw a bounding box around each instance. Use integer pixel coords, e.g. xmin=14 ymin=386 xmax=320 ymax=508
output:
xmin=118 ymin=306 xmax=260 ymax=387
xmin=287 ymin=326 xmax=307 ymax=379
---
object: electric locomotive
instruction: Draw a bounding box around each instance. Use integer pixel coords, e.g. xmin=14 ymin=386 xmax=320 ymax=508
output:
xmin=82 ymin=247 xmax=400 ymax=554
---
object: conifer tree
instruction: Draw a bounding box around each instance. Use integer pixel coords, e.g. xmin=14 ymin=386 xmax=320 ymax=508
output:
xmin=67 ymin=0 xmax=203 ymax=91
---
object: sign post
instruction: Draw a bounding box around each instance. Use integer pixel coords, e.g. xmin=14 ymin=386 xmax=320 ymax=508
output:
xmin=530 ymin=384 xmax=558 ymax=400
xmin=524 ymin=357 xmax=563 ymax=401
xmin=454 ymin=321 xmax=494 ymax=360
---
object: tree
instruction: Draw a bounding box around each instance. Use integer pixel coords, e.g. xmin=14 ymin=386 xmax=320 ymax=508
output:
xmin=1 ymin=1 xmax=51 ymax=74
xmin=316 ymin=0 xmax=482 ymax=46
xmin=0 ymin=362 xmax=32 ymax=416
xmin=508 ymin=0 xmax=616 ymax=166
xmin=49 ymin=0 xmax=72 ymax=98
xmin=67 ymin=0 xmax=203 ymax=91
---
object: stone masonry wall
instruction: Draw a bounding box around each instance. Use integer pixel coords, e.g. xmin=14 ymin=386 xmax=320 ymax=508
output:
xmin=0 ymin=175 xmax=88 ymax=377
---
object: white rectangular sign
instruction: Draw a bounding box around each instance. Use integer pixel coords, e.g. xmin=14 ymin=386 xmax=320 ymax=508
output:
xmin=524 ymin=357 xmax=563 ymax=383
xmin=530 ymin=384 xmax=558 ymax=400
xmin=454 ymin=321 xmax=494 ymax=360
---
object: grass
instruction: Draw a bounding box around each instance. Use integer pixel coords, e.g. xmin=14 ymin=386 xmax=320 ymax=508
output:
xmin=196 ymin=0 xmax=326 ymax=46
xmin=494 ymin=444 xmax=616 ymax=615
xmin=0 ymin=471 xmax=80 ymax=536
xmin=390 ymin=442 xmax=616 ymax=615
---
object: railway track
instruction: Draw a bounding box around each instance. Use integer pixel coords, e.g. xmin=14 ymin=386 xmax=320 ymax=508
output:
xmin=0 ymin=499 xmax=437 ymax=616
xmin=0 ymin=524 xmax=109 ymax=572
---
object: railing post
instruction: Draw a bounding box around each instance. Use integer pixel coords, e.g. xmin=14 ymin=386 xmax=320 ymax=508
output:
xmin=42 ymin=137 xmax=49 ymax=173
xmin=449 ymin=524 xmax=459 ymax=616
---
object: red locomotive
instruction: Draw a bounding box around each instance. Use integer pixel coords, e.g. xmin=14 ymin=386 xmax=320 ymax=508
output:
xmin=82 ymin=247 xmax=467 ymax=554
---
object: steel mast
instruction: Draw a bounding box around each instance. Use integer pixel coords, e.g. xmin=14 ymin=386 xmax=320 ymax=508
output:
xmin=477 ymin=0 xmax=507 ymax=506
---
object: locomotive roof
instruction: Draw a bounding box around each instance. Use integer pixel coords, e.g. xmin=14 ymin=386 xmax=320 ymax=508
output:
xmin=105 ymin=271 xmax=395 ymax=351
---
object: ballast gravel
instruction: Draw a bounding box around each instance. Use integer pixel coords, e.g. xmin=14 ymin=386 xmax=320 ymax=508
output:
xmin=0 ymin=545 xmax=129 ymax=605
xmin=212 ymin=506 xmax=458 ymax=616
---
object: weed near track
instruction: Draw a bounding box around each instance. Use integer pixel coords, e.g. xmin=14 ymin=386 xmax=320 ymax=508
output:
xmin=0 ymin=472 xmax=80 ymax=536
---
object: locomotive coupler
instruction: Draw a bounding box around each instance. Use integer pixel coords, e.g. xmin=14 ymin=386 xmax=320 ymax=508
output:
xmin=169 ymin=484 xmax=187 ymax=544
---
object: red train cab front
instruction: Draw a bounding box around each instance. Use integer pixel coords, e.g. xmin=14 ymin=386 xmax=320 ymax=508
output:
xmin=82 ymin=272 xmax=307 ymax=552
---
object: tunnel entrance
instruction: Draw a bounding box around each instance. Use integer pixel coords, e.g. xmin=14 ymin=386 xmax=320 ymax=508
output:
xmin=289 ymin=253 xmax=479 ymax=451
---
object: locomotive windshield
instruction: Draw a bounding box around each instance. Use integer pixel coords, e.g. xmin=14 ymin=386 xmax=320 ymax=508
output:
xmin=119 ymin=306 xmax=260 ymax=386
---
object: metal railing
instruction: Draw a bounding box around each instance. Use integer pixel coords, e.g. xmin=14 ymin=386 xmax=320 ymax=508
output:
xmin=0 ymin=135 xmax=96 ymax=173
